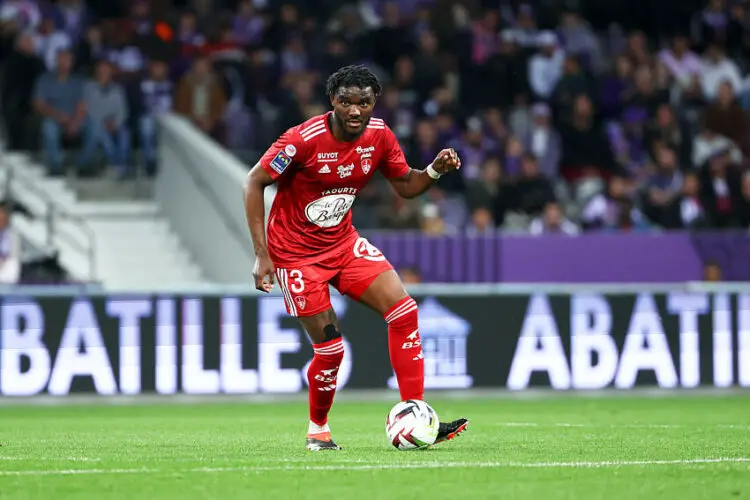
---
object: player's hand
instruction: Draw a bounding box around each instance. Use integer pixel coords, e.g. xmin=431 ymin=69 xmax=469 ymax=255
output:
xmin=253 ymin=252 xmax=276 ymax=293
xmin=432 ymin=148 xmax=461 ymax=174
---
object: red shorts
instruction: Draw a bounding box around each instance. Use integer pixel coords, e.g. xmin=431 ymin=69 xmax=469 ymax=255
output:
xmin=274 ymin=237 xmax=393 ymax=317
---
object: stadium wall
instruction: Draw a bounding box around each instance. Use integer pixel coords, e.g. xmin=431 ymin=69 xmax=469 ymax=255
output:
xmin=0 ymin=284 xmax=748 ymax=396
xmin=155 ymin=114 xmax=262 ymax=282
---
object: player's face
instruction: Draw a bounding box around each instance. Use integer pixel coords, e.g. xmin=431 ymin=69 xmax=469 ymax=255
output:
xmin=330 ymin=86 xmax=376 ymax=139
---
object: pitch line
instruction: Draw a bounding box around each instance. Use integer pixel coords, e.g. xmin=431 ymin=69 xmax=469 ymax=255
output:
xmin=0 ymin=457 xmax=747 ymax=476
xmin=494 ymin=422 xmax=750 ymax=430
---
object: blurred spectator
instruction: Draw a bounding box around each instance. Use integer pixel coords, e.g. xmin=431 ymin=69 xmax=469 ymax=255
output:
xmin=599 ymin=53 xmax=633 ymax=120
xmin=508 ymin=153 xmax=556 ymax=216
xmin=704 ymin=81 xmax=750 ymax=156
xmin=174 ymin=55 xmax=227 ymax=143
xmin=557 ymin=10 xmax=602 ymax=72
xmin=606 ymin=198 xmax=654 ymax=232
xmin=107 ymin=26 xmax=145 ymax=82
xmin=1 ymin=31 xmax=44 ymax=151
xmin=419 ymin=202 xmax=448 ymax=235
xmin=645 ymin=104 xmax=692 ymax=168
xmin=51 ymin=0 xmax=91 ymax=43
xmin=466 ymin=157 xmax=502 ymax=211
xmin=370 ymin=2 xmax=412 ymax=71
xmin=692 ymin=127 xmax=743 ymax=168
xmin=702 ymin=259 xmax=723 ymax=282
xmin=692 ymin=0 xmax=730 ymax=49
xmin=33 ymin=14 xmax=72 ymax=71
xmin=511 ymin=3 xmax=540 ymax=49
xmin=0 ymin=0 xmax=41 ymax=34
xmin=84 ymin=60 xmax=130 ymax=177
xmin=581 ymin=175 xmax=639 ymax=230
xmin=625 ymin=30 xmax=651 ymax=68
xmin=624 ymin=65 xmax=670 ymax=116
xmin=33 ymin=49 xmax=95 ymax=175
xmin=138 ymin=59 xmax=174 ymax=175
xmin=0 ymin=202 xmax=20 ymax=284
xmin=551 ymin=55 xmax=592 ymax=120
xmin=558 ymin=94 xmax=616 ymax=181
xmin=74 ymin=23 xmax=107 ymax=75
xmin=658 ymin=34 xmax=702 ymax=88
xmin=700 ymin=43 xmax=743 ymax=100
xmin=661 ymin=171 xmax=708 ymax=229
xmin=450 ymin=116 xmax=498 ymax=180
xmin=528 ymin=31 xmax=564 ymax=101
xmin=699 ymin=150 xmax=743 ymax=227
xmin=398 ymin=266 xmax=422 ymax=284
xmin=641 ymin=146 xmax=684 ymax=226
xmin=483 ymin=31 xmax=528 ymax=111
xmin=233 ymin=0 xmax=264 ymax=46
xmin=529 ymin=201 xmax=579 ymax=235
xmin=466 ymin=206 xmax=495 ymax=236
xmin=521 ymin=102 xmax=561 ymax=178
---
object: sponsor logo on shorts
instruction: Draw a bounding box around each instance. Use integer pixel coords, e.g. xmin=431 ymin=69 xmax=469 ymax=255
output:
xmin=305 ymin=194 xmax=356 ymax=228
xmin=294 ymin=296 xmax=306 ymax=311
xmin=353 ymin=237 xmax=386 ymax=262
xmin=269 ymin=151 xmax=292 ymax=174
xmin=284 ymin=144 xmax=297 ymax=157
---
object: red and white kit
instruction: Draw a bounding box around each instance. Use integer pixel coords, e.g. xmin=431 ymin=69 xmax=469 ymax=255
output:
xmin=259 ymin=112 xmax=409 ymax=317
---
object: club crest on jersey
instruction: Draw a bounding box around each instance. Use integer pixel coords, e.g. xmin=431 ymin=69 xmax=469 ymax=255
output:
xmin=337 ymin=163 xmax=354 ymax=178
xmin=361 ymin=157 xmax=372 ymax=174
xmin=269 ymin=150 xmax=292 ymax=174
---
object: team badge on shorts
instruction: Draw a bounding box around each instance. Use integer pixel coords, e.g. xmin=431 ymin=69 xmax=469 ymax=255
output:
xmin=270 ymin=150 xmax=293 ymax=174
xmin=361 ymin=158 xmax=372 ymax=174
xmin=294 ymin=295 xmax=306 ymax=311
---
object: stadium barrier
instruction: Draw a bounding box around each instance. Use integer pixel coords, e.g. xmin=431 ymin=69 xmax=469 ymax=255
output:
xmin=0 ymin=284 xmax=748 ymax=396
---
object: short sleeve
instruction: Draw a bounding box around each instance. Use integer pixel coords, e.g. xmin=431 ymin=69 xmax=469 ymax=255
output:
xmin=258 ymin=129 xmax=306 ymax=180
xmin=379 ymin=126 xmax=410 ymax=179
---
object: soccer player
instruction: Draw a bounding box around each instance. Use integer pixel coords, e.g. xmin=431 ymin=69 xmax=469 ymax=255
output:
xmin=243 ymin=65 xmax=469 ymax=451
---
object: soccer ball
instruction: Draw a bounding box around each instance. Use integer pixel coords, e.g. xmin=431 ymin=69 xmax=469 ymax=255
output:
xmin=385 ymin=399 xmax=439 ymax=450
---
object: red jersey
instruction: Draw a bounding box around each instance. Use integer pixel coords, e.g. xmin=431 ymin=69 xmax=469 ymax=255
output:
xmin=259 ymin=112 xmax=410 ymax=267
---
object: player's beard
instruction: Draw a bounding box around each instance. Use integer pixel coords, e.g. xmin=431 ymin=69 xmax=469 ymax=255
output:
xmin=333 ymin=112 xmax=368 ymax=141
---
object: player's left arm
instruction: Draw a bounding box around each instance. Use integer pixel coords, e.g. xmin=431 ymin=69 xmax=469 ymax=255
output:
xmin=380 ymin=128 xmax=461 ymax=199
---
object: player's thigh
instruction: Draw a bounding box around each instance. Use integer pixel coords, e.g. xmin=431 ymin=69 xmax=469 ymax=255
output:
xmin=276 ymin=266 xmax=338 ymax=344
xmin=336 ymin=237 xmax=408 ymax=316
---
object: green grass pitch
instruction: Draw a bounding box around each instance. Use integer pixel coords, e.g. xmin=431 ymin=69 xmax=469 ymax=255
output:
xmin=1 ymin=392 xmax=749 ymax=499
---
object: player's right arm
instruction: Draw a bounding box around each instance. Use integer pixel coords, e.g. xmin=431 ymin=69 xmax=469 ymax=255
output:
xmin=243 ymin=129 xmax=305 ymax=292
xmin=244 ymin=163 xmax=275 ymax=292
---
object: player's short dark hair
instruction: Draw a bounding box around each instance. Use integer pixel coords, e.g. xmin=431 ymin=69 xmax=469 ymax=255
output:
xmin=326 ymin=65 xmax=382 ymax=98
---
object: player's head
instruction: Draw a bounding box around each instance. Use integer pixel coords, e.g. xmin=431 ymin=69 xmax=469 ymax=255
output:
xmin=326 ymin=65 xmax=382 ymax=140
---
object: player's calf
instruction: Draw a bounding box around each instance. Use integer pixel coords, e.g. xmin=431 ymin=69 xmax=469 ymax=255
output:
xmin=384 ymin=296 xmax=424 ymax=401
xmin=306 ymin=325 xmax=344 ymax=450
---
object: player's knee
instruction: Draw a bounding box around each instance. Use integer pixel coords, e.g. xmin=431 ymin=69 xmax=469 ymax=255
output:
xmin=312 ymin=325 xmax=344 ymax=363
xmin=323 ymin=324 xmax=341 ymax=342
xmin=384 ymin=296 xmax=418 ymax=325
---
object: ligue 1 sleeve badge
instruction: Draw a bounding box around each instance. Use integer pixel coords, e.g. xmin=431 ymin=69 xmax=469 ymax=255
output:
xmin=361 ymin=157 xmax=372 ymax=174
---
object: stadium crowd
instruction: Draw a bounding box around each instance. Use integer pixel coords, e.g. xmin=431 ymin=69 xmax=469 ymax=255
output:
xmin=1 ymin=0 xmax=750 ymax=235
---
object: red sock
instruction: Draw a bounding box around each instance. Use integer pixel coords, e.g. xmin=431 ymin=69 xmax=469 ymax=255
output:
xmin=384 ymin=296 xmax=424 ymax=401
xmin=307 ymin=337 xmax=344 ymax=426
